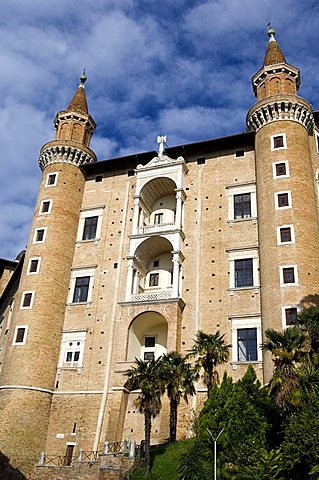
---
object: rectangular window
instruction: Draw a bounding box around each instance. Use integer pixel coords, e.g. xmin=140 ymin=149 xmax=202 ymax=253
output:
xmin=72 ymin=276 xmax=90 ymax=303
xmin=13 ymin=326 xmax=27 ymax=345
xmin=235 ymin=149 xmax=245 ymax=158
xmin=33 ymin=228 xmax=46 ymax=243
xmin=275 ymin=191 xmax=292 ymax=210
xmin=27 ymin=257 xmax=41 ymax=274
xmin=271 ymin=134 xmax=287 ymax=150
xmin=145 ymin=336 xmax=156 ymax=348
xmin=238 ymin=328 xmax=257 ymax=361
xmin=40 ymin=200 xmax=52 ymax=214
xmin=21 ymin=291 xmax=34 ymax=309
xmin=278 ymin=193 xmax=289 ymax=207
xmin=144 ymin=352 xmax=155 ymax=361
xmin=153 ymin=260 xmax=159 ymax=268
xmin=282 ymin=267 xmax=295 ymax=284
xmin=285 ymin=307 xmax=298 ymax=326
xmin=234 ymin=194 xmax=251 ymax=219
xmin=273 ymin=136 xmax=284 ymax=148
xmin=154 ymin=213 xmax=163 ymax=225
xmin=65 ymin=341 xmax=81 ymax=365
xmin=149 ymin=273 xmax=159 ymax=287
xmin=275 ymin=163 xmax=286 ymax=176
xmin=197 ymin=157 xmax=206 ymax=165
xmin=235 ymin=259 xmax=253 ymax=288
xmin=45 ymin=172 xmax=58 ymax=187
xmin=280 ymin=227 xmax=292 ymax=243
xmin=58 ymin=331 xmax=86 ymax=370
xmin=82 ymin=216 xmax=98 ymax=240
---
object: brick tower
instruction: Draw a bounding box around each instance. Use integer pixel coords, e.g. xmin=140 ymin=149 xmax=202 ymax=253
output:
xmin=0 ymin=73 xmax=96 ymax=472
xmin=247 ymin=26 xmax=319 ymax=380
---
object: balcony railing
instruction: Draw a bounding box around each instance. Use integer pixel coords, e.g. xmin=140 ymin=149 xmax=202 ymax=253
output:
xmin=131 ymin=291 xmax=173 ymax=302
xmin=137 ymin=222 xmax=176 ymax=235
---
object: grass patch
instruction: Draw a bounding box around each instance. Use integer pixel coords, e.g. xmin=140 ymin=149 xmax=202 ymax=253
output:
xmin=128 ymin=439 xmax=193 ymax=480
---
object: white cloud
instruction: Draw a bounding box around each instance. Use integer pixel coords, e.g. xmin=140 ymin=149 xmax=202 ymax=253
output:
xmin=0 ymin=0 xmax=319 ymax=258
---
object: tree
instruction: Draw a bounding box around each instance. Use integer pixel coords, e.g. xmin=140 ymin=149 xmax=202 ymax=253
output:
xmin=188 ymin=330 xmax=230 ymax=397
xmin=159 ymin=352 xmax=197 ymax=442
xmin=125 ymin=357 xmax=164 ymax=474
xmin=281 ymin=393 xmax=319 ymax=479
xmin=261 ymin=326 xmax=307 ymax=412
xmin=179 ymin=367 xmax=279 ymax=480
xmin=297 ymin=307 xmax=319 ymax=357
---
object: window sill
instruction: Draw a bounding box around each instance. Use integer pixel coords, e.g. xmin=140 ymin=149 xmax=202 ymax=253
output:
xmin=76 ymin=238 xmax=100 ymax=245
xmin=57 ymin=366 xmax=82 ymax=374
xmin=228 ymin=286 xmax=260 ymax=296
xmin=231 ymin=361 xmax=263 ymax=370
xmin=66 ymin=301 xmax=92 ymax=308
xmin=228 ymin=217 xmax=257 ymax=226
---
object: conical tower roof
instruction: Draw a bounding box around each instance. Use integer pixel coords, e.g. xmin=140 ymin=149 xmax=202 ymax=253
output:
xmin=263 ymin=24 xmax=286 ymax=66
xmin=65 ymin=70 xmax=89 ymax=115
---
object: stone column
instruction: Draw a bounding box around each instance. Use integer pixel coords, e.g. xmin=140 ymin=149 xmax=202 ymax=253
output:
xmin=132 ymin=196 xmax=140 ymax=234
xmin=125 ymin=260 xmax=134 ymax=301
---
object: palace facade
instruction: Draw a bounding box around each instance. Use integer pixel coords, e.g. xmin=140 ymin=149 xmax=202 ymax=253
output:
xmin=1 ymin=27 xmax=319 ymax=476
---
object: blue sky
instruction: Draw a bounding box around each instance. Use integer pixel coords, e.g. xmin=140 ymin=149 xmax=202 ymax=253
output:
xmin=1 ymin=0 xmax=319 ymax=259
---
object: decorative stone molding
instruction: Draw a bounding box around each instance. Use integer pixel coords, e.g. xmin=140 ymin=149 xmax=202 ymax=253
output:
xmin=247 ymin=95 xmax=314 ymax=133
xmin=136 ymin=152 xmax=186 ymax=172
xmin=38 ymin=140 xmax=96 ymax=170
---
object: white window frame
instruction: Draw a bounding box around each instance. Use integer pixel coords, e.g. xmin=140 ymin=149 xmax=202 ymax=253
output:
xmin=227 ymin=247 xmax=259 ymax=292
xmin=277 ymin=224 xmax=295 ymax=245
xmin=271 ymin=133 xmax=287 ymax=151
xmin=68 ymin=266 xmax=96 ymax=304
xmin=279 ymin=265 xmax=298 ymax=287
xmin=142 ymin=334 xmax=157 ymax=360
xmin=58 ymin=330 xmax=87 ymax=371
xmin=230 ymin=316 xmax=262 ymax=364
xmin=20 ymin=291 xmax=35 ymax=310
xmin=76 ymin=206 xmax=105 ymax=242
xmin=27 ymin=257 xmax=41 ymax=275
xmin=33 ymin=227 xmax=47 ymax=244
xmin=282 ymin=305 xmax=301 ymax=328
xmin=39 ymin=199 xmax=52 ymax=215
xmin=226 ymin=183 xmax=257 ymax=223
xmin=12 ymin=325 xmax=28 ymax=345
xmin=275 ymin=190 xmax=292 ymax=210
xmin=272 ymin=160 xmax=290 ymax=179
xmin=45 ymin=172 xmax=59 ymax=187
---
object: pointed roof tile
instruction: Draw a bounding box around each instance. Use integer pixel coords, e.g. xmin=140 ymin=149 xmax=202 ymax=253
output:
xmin=263 ymin=24 xmax=286 ymax=66
xmin=65 ymin=72 xmax=89 ymax=115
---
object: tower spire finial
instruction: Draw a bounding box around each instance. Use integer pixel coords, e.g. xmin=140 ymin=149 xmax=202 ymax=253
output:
xmin=80 ymin=69 xmax=87 ymax=87
xmin=267 ymin=23 xmax=276 ymax=40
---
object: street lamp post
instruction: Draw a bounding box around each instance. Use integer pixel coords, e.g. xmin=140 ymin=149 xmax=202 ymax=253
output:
xmin=207 ymin=428 xmax=224 ymax=480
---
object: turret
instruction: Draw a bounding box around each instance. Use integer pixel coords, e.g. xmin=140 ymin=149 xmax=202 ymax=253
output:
xmin=247 ymin=27 xmax=319 ymax=381
xmin=0 ymin=74 xmax=96 ymax=474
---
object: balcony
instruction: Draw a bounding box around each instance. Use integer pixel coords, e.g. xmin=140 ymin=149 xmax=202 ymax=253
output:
xmin=137 ymin=222 xmax=177 ymax=235
xmin=130 ymin=290 xmax=173 ymax=302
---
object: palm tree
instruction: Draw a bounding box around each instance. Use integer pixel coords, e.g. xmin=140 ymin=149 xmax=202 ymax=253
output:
xmin=124 ymin=357 xmax=164 ymax=474
xmin=159 ymin=352 xmax=197 ymax=442
xmin=188 ymin=330 xmax=231 ymax=397
xmin=261 ymin=326 xmax=307 ymax=411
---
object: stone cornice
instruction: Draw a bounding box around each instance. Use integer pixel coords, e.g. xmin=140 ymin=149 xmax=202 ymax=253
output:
xmin=246 ymin=95 xmax=314 ymax=133
xmin=38 ymin=140 xmax=96 ymax=170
